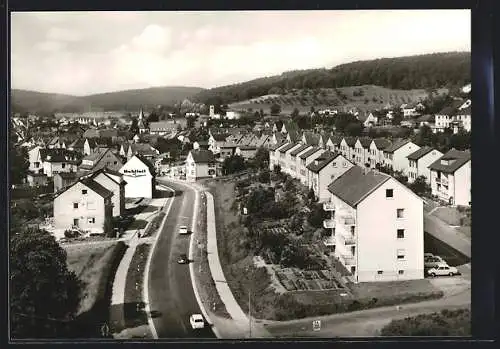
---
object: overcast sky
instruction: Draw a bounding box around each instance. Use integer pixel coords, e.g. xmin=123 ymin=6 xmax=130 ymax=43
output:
xmin=11 ymin=10 xmax=470 ymax=96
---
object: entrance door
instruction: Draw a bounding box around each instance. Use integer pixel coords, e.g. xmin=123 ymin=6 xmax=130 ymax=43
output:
xmin=73 ymin=218 xmax=79 ymax=227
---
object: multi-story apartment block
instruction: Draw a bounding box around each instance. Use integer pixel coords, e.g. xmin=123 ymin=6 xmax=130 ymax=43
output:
xmin=406 ymin=147 xmax=443 ymax=184
xmin=369 ymin=138 xmax=391 ymax=169
xmin=288 ymin=144 xmax=312 ymax=178
xmin=428 ymin=149 xmax=471 ymax=206
xmin=269 ymin=142 xmax=289 ymax=171
xmin=326 ymin=166 xmax=424 ymax=282
xmin=282 ymin=143 xmax=304 ymax=176
xmin=297 ymin=147 xmax=324 ymax=185
xmin=339 ymin=137 xmax=357 ymax=163
xmin=353 ymin=137 xmax=372 ymax=167
xmin=185 ymin=149 xmax=217 ymax=182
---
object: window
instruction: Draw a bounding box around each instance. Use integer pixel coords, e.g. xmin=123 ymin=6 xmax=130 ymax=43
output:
xmin=332 ymin=162 xmax=337 ymax=167
xmin=397 ymin=208 xmax=404 ymax=218
xmin=114 ymin=161 xmax=117 ymax=164
xmin=397 ymin=229 xmax=405 ymax=238
xmin=73 ymin=203 xmax=78 ymax=209
xmin=88 ymin=217 xmax=95 ymax=224
xmin=82 ymin=189 xmax=87 ymax=195
xmin=386 ymin=189 xmax=393 ymax=198
xmin=377 ymin=270 xmax=383 ymax=275
xmin=398 ymin=270 xmax=404 ymax=275
xmin=397 ymin=249 xmax=406 ymax=260
xmin=62 ymin=163 xmax=66 ymax=168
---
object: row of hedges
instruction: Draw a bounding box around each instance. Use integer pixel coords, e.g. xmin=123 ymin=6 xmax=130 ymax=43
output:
xmin=271 ymin=290 xmax=444 ymax=321
xmin=73 ymin=241 xmax=128 ymax=337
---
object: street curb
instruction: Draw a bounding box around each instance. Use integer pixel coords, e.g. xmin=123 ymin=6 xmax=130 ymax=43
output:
xmin=162 ymin=178 xmax=222 ymax=339
xmin=143 ymin=185 xmax=176 ymax=339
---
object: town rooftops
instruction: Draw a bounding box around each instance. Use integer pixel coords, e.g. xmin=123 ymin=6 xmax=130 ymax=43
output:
xmin=237 ymin=145 xmax=257 ymax=150
xmin=358 ymin=137 xmax=373 ymax=148
xmin=428 ymin=149 xmax=471 ymax=174
xmin=328 ymin=134 xmax=343 ymax=145
xmin=269 ymin=141 xmax=287 ymax=152
xmin=130 ymin=143 xmax=159 ymax=156
xmin=342 ymin=137 xmax=357 ymax=147
xmin=327 ymin=166 xmax=391 ymax=207
xmin=149 ymin=121 xmax=178 ymax=131
xmin=290 ymin=144 xmax=311 ymax=157
xmin=83 ymin=147 xmax=111 ymax=162
xmin=306 ymin=151 xmax=341 ymax=173
xmin=407 ymin=146 xmax=435 ymax=161
xmin=278 ymin=142 xmax=299 ymax=154
xmin=417 ymin=114 xmax=435 ymax=123
xmin=190 ymin=149 xmax=215 ymax=163
xmin=213 ymin=134 xmax=229 ymax=142
xmin=54 ymin=177 xmax=113 ymax=199
xmin=299 ymin=146 xmax=322 ymax=159
xmin=384 ymin=139 xmax=410 ymax=153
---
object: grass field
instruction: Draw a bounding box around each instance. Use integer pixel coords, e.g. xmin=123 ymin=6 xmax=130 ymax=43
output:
xmin=229 ymin=85 xmax=448 ymax=114
xmin=66 ymin=242 xmax=118 ymax=315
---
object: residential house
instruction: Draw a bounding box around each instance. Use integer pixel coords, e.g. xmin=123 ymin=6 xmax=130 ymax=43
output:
xmin=416 ymin=115 xmax=435 ymax=128
xmin=79 ymin=148 xmax=124 ymax=173
xmin=42 ymin=150 xmax=80 ymax=177
xmin=277 ymin=143 xmax=302 ymax=175
xmin=149 ymin=121 xmax=180 ymax=136
xmin=193 ymin=140 xmax=210 ymax=150
xmin=306 ymin=151 xmax=353 ymax=202
xmin=219 ymin=143 xmax=238 ymax=159
xmin=235 ymin=145 xmax=257 ymax=159
xmin=126 ymin=143 xmax=160 ymax=160
xmin=368 ymin=138 xmax=392 ymax=169
xmin=435 ymin=99 xmax=471 ymax=134
xmin=119 ymin=154 xmax=156 ymax=199
xmin=185 ymin=149 xmax=217 ymax=182
xmin=327 ymin=166 xmax=424 ymax=282
xmin=363 ymin=113 xmax=379 ymax=127
xmin=269 ymin=142 xmax=289 ymax=172
xmin=28 ymin=146 xmax=44 ymax=173
xmin=225 ymin=110 xmax=242 ymax=120
xmin=46 ymin=136 xmax=68 ymax=149
xmin=383 ymin=140 xmax=420 ymax=175
xmin=54 ymin=172 xmax=79 ymax=193
xmin=353 ymin=137 xmax=373 ymax=167
xmin=428 ymin=149 xmax=471 ymax=206
xmin=53 ymin=178 xmax=114 ymax=234
xmin=26 ymin=173 xmax=48 ymax=187
xmin=339 ymin=137 xmax=357 ymax=163
xmin=401 ymin=103 xmax=419 ymax=118
xmin=406 ymin=147 xmax=443 ymax=184
xmin=288 ymin=144 xmax=312 ymax=178
xmin=325 ymin=134 xmax=342 ymax=153
xmin=208 ymin=133 xmax=229 ymax=154
xmin=81 ymin=167 xmax=126 ymax=217
xmin=297 ymin=146 xmax=324 ymax=185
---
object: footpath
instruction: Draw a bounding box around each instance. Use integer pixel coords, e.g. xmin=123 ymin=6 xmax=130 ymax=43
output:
xmin=109 ymin=185 xmax=171 ymax=339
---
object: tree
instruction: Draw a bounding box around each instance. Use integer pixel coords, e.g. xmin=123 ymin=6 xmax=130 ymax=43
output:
xmin=273 ymin=164 xmax=282 ymax=176
xmin=413 ymin=125 xmax=434 ymax=146
xmin=10 ymin=228 xmax=81 ymax=338
xmin=258 ymin=169 xmax=270 ymax=183
xmin=129 ymin=118 xmax=139 ymax=135
xmin=449 ymin=130 xmax=471 ymax=150
xmin=222 ymin=155 xmax=246 ymax=175
xmin=307 ymin=202 xmax=328 ymax=228
xmin=254 ymin=147 xmax=270 ymax=170
xmin=186 ymin=117 xmax=195 ymax=129
xmin=408 ymin=176 xmax=432 ymax=196
xmin=268 ymin=86 xmax=283 ymax=95
xmin=270 ymin=103 xmax=281 ymax=116
xmin=291 ymin=108 xmax=300 ymax=118
xmin=10 ymin=129 xmax=29 ymax=185
xmin=335 ymin=113 xmax=357 ymax=133
xmin=148 ymin=111 xmax=159 ymax=123
xmin=345 ymin=122 xmax=363 ymax=137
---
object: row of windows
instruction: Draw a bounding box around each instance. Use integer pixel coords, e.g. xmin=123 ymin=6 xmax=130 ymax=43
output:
xmin=378 ymin=270 xmax=405 ymax=275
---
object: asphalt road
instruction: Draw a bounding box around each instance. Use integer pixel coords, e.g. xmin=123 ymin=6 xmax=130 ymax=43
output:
xmin=147 ymin=180 xmax=215 ymax=338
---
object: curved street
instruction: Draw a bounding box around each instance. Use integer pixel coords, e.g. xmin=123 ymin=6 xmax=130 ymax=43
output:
xmin=147 ymin=180 xmax=215 ymax=338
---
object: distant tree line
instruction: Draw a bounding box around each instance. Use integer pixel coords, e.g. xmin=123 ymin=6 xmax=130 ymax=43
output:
xmin=192 ymin=52 xmax=470 ymax=105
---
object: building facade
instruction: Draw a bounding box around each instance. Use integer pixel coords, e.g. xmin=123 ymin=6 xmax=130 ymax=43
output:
xmin=119 ymin=155 xmax=155 ymax=199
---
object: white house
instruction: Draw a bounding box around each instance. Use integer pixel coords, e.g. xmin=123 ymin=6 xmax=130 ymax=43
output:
xmin=225 ymin=111 xmax=242 ymax=120
xmin=383 ymin=140 xmax=420 ymax=175
xmin=406 ymin=147 xmax=443 ymax=184
xmin=297 ymin=146 xmax=324 ymax=185
xmin=428 ymin=149 xmax=471 ymax=206
xmin=268 ymin=142 xmax=289 ymax=172
xmin=327 ymin=166 xmax=424 ymax=282
xmin=288 ymin=144 xmax=312 ymax=179
xmin=306 ymin=152 xmax=353 ymax=202
xmin=185 ymin=149 xmax=217 ymax=182
xmin=119 ymin=155 xmax=155 ymax=199
xmin=282 ymin=143 xmax=304 ymax=176
xmin=363 ymin=113 xmax=379 ymax=127
xmin=80 ymin=168 xmax=126 ymax=217
xmin=339 ymin=137 xmax=357 ymax=163
xmin=353 ymin=138 xmax=372 ymax=168
xmin=53 ymin=178 xmax=114 ymax=235
xmin=368 ymin=138 xmax=391 ymax=169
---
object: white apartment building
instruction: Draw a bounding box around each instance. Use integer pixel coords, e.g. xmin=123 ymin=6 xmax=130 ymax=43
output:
xmin=282 ymin=143 xmax=304 ymax=176
xmin=326 ymin=166 xmax=424 ymax=282
xmin=297 ymin=147 xmax=324 ymax=185
xmin=428 ymin=149 xmax=471 ymax=206
xmin=339 ymin=137 xmax=357 ymax=163
xmin=383 ymin=140 xmax=420 ymax=175
xmin=269 ymin=142 xmax=289 ymax=172
xmin=407 ymin=147 xmax=443 ymax=184
xmin=353 ymin=138 xmax=372 ymax=167
xmin=275 ymin=143 xmax=301 ymax=174
xmin=368 ymin=138 xmax=392 ymax=169
xmin=288 ymin=144 xmax=312 ymax=179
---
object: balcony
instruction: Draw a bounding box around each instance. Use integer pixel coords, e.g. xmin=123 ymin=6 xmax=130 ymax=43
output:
xmin=436 ymin=176 xmax=449 ymax=185
xmin=323 ymin=202 xmax=336 ymax=211
xmin=343 ymin=236 xmax=356 ymax=245
xmin=338 ymin=215 xmax=356 ymax=225
xmin=323 ymin=236 xmax=336 ymax=247
xmin=341 ymin=253 xmax=356 ymax=265
xmin=323 ymin=219 xmax=336 ymax=229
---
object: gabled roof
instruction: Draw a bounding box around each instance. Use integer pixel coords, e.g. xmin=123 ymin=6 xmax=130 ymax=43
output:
xmin=372 ymin=138 xmax=392 ymax=150
xmin=327 ymin=134 xmax=343 ymax=145
xmin=358 ymin=137 xmax=373 ymax=148
xmin=417 ymin=114 xmax=435 ymax=123
xmin=407 ymin=146 xmax=435 ymax=161
xmin=428 ymin=149 xmax=471 ymax=174
xmin=342 ymin=137 xmax=357 ymax=147
xmin=290 ymin=144 xmax=310 ymax=157
xmin=327 ymin=166 xmax=391 ymax=207
xmin=269 ymin=141 xmax=287 ymax=151
xmin=278 ymin=142 xmax=298 ymax=154
xmin=55 ymin=177 xmax=113 ymax=199
xmin=83 ymin=147 xmax=111 ymax=163
xmin=189 ymin=149 xmax=215 ymax=163
xmin=132 ymin=154 xmax=156 ymax=175
xmin=299 ymin=146 xmax=322 ymax=159
xmin=69 ymin=138 xmax=85 ymax=149
xmin=384 ymin=139 xmax=411 ymax=153
xmin=306 ymin=151 xmax=342 ymax=173
xmin=129 ymin=143 xmax=159 ymax=156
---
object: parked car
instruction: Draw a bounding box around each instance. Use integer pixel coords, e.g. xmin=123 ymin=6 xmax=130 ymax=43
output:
xmin=189 ymin=314 xmax=205 ymax=329
xmin=424 ymin=256 xmax=445 ymax=268
xmin=424 ymin=253 xmax=434 ymax=259
xmin=179 ymin=225 xmax=189 ymax=235
xmin=427 ymin=263 xmax=459 ymax=277
xmin=177 ymin=253 xmax=189 ymax=264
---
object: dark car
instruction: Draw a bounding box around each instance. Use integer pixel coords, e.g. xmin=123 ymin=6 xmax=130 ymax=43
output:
xmin=113 ymin=215 xmax=134 ymax=229
xmin=177 ymin=254 xmax=189 ymax=264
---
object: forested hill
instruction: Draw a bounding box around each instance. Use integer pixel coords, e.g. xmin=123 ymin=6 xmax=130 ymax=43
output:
xmin=192 ymin=52 xmax=470 ymax=105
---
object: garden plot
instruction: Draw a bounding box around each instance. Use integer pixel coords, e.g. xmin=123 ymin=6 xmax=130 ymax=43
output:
xmin=275 ymin=268 xmax=345 ymax=292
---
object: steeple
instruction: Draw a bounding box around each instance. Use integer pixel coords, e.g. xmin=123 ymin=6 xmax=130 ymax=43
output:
xmin=139 ymin=108 xmax=144 ymax=120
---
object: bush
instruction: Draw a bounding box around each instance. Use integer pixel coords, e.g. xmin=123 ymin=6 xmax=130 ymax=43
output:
xmin=307 ymin=203 xmax=329 ymax=228
xmin=258 ymin=170 xmax=270 ymax=183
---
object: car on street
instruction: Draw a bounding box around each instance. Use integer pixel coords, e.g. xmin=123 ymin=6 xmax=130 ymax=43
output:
xmin=177 ymin=253 xmax=189 ymax=264
xmin=189 ymin=314 xmax=205 ymax=329
xmin=424 ymin=253 xmax=434 ymax=259
xmin=179 ymin=225 xmax=189 ymax=235
xmin=424 ymin=255 xmax=445 ymax=268
xmin=427 ymin=263 xmax=459 ymax=277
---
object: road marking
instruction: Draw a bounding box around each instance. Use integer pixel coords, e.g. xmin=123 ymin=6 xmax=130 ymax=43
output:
xmin=143 ymin=186 xmax=176 ymax=340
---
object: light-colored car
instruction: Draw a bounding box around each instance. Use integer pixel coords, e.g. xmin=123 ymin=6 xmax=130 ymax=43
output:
xmin=427 ymin=263 xmax=459 ymax=277
xmin=189 ymin=314 xmax=205 ymax=329
xmin=179 ymin=225 xmax=188 ymax=235
xmin=424 ymin=253 xmax=434 ymax=259
xmin=424 ymin=255 xmax=444 ymax=268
